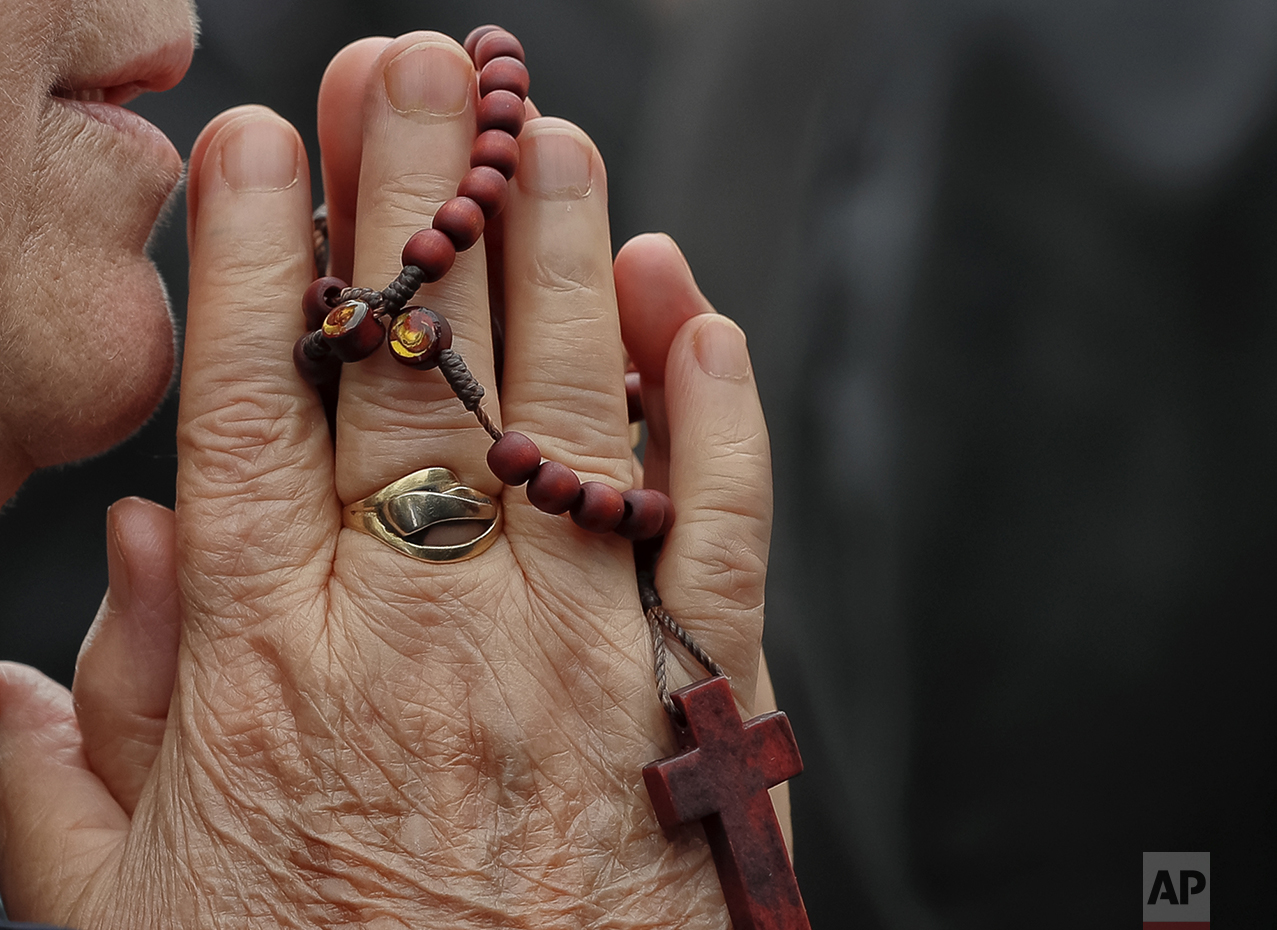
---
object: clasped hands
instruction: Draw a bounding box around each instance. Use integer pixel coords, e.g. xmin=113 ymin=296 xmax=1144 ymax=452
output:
xmin=0 ymin=32 xmax=776 ymax=930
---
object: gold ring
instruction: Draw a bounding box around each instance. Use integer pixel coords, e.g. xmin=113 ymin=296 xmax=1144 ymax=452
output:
xmin=343 ymin=467 xmax=501 ymax=562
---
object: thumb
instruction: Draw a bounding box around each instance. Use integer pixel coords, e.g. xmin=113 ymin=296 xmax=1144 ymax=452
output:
xmin=73 ymin=497 xmax=179 ymax=815
xmin=0 ymin=662 xmax=127 ymax=924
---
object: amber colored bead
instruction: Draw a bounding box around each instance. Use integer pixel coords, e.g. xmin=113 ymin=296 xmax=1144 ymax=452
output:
xmin=322 ymin=299 xmax=384 ymax=362
xmin=625 ymin=371 xmax=644 ymax=423
xmin=401 ymin=228 xmax=457 ymax=283
xmin=527 ymin=461 xmax=581 ymax=514
xmin=458 ymin=166 xmax=509 ymax=220
xmin=479 ymin=56 xmax=530 ymax=100
xmin=474 ymin=30 xmax=525 ymax=69
xmin=292 ymin=330 xmax=341 ymax=385
xmin=615 ymin=489 xmax=672 ymax=541
xmin=487 ymin=431 xmax=541 ymax=485
xmin=464 ymin=24 xmax=502 ymax=60
xmin=302 ymin=276 xmax=349 ymax=330
xmin=433 ymin=197 xmax=485 ymax=252
xmin=471 ymin=129 xmax=520 ymax=179
xmin=571 ymin=482 xmax=626 ymax=533
xmin=477 ymin=90 xmax=526 ymax=137
xmin=387 ymin=307 xmax=452 ymax=370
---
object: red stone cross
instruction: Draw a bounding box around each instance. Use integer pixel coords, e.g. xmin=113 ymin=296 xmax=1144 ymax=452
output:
xmin=642 ymin=676 xmax=810 ymax=930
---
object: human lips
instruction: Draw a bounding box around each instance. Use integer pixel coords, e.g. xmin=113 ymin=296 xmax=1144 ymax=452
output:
xmin=49 ymin=36 xmax=193 ymax=154
xmin=54 ymin=35 xmax=194 ymax=102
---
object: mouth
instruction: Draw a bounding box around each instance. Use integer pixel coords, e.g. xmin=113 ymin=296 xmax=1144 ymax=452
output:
xmin=51 ymin=83 xmax=148 ymax=108
xmin=51 ymin=35 xmax=194 ymax=111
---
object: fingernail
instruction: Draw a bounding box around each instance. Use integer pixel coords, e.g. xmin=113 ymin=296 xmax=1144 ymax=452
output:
xmin=385 ymin=41 xmax=471 ymax=116
xmin=693 ymin=316 xmax=751 ymax=381
xmin=105 ymin=503 xmax=133 ymax=610
xmin=221 ymin=118 xmax=299 ymax=192
xmin=521 ymin=129 xmax=593 ymax=199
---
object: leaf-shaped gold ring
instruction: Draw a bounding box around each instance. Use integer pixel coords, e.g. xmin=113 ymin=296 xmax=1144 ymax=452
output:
xmin=342 ymin=467 xmax=501 ymax=562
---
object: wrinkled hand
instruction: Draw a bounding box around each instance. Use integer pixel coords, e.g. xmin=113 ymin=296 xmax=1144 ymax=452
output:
xmin=0 ymin=32 xmax=774 ymax=930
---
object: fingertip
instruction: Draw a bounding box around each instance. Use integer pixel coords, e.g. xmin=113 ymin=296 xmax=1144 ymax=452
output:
xmin=616 ymin=232 xmax=716 ymax=384
xmin=186 ymin=104 xmax=275 ymax=246
xmin=0 ymin=661 xmax=73 ymax=734
xmin=105 ymin=497 xmax=177 ymax=620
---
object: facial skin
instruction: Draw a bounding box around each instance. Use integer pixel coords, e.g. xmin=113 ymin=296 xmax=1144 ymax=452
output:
xmin=0 ymin=0 xmax=197 ymax=503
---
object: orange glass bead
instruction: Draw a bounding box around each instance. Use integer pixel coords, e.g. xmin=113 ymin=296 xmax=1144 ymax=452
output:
xmin=387 ymin=307 xmax=452 ymax=370
xmin=322 ymin=299 xmax=384 ymax=362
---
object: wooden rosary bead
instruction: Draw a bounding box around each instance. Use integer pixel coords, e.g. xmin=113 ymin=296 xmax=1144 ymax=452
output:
xmin=387 ymin=307 xmax=452 ymax=370
xmin=571 ymin=481 xmax=626 ymax=533
xmin=292 ymin=330 xmax=341 ymax=385
xmin=527 ymin=461 xmax=581 ymax=514
xmin=302 ymin=276 xmax=348 ymax=330
xmin=463 ymin=24 xmax=502 ymax=60
xmin=322 ymin=299 xmax=385 ymax=362
xmin=615 ymin=489 xmax=672 ymax=541
xmin=625 ymin=371 xmax=644 ymax=423
xmin=473 ymin=30 xmax=525 ymax=69
xmin=487 ymin=431 xmax=541 ymax=485
xmin=479 ymin=56 xmax=530 ymax=100
xmin=471 ymin=129 xmax=520 ymax=179
xmin=477 ymin=89 xmax=526 ymax=137
xmin=401 ymin=228 xmax=457 ymax=283
xmin=457 ymin=166 xmax=509 ymax=219
xmin=433 ymin=197 xmax=486 ymax=252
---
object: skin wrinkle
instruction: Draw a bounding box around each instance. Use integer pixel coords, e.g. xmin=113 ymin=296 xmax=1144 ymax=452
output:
xmin=2 ymin=15 xmax=776 ymax=927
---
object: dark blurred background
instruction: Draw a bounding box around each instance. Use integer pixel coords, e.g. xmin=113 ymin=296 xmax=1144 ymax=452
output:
xmin=2 ymin=0 xmax=1275 ymax=926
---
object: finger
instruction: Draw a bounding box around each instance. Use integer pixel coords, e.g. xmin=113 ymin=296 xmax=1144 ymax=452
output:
xmin=615 ymin=232 xmax=716 ymax=500
xmin=318 ymin=35 xmax=393 ymax=283
xmin=500 ymin=118 xmax=633 ymax=498
xmin=72 ymin=498 xmax=178 ymax=816
xmin=656 ymin=314 xmax=772 ymax=705
xmin=181 ymin=108 xmax=337 ymax=619
xmin=336 ymin=33 xmax=500 ymax=504
xmin=0 ymin=663 xmax=127 ymax=923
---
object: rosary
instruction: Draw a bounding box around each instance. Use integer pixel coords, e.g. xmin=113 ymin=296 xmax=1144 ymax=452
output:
xmin=293 ymin=25 xmax=810 ymax=930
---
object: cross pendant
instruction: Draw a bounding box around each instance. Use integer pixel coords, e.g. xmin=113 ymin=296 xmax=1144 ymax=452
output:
xmin=642 ymin=676 xmax=811 ymax=930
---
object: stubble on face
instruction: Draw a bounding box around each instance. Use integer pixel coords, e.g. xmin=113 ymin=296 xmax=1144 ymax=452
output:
xmin=0 ymin=0 xmax=198 ymax=501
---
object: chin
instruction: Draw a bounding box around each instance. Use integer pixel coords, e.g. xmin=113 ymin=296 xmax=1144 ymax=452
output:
xmin=27 ymin=260 xmax=177 ymax=469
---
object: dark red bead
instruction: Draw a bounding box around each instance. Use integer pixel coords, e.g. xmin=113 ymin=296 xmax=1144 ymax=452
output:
xmin=432 ymin=196 xmax=485 ymax=252
xmin=457 ymin=166 xmax=509 ymax=219
xmin=471 ymin=129 xmax=520 ymax=179
xmin=625 ymin=371 xmax=644 ymax=423
xmin=292 ymin=330 xmax=341 ymax=385
xmin=464 ymin=24 xmax=503 ymax=61
xmin=401 ymin=228 xmax=457 ymax=283
xmin=387 ymin=306 xmax=452 ymax=369
xmin=527 ymin=461 xmax=581 ymax=514
xmin=487 ymin=431 xmax=542 ymax=486
xmin=322 ymin=299 xmax=384 ymax=362
xmin=615 ymin=489 xmax=672 ymax=541
xmin=479 ymin=56 xmax=530 ymax=100
xmin=474 ymin=30 xmax=525 ymax=69
xmin=302 ymin=276 xmax=349 ymax=330
xmin=477 ymin=90 xmax=525 ymax=137
xmin=571 ymin=481 xmax=626 ymax=533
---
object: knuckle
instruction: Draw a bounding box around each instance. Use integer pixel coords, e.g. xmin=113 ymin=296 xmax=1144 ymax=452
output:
xmin=179 ymin=393 xmax=307 ymax=488
xmin=681 ymin=517 xmax=769 ymax=614
xmin=529 ymin=252 xmax=607 ymax=297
